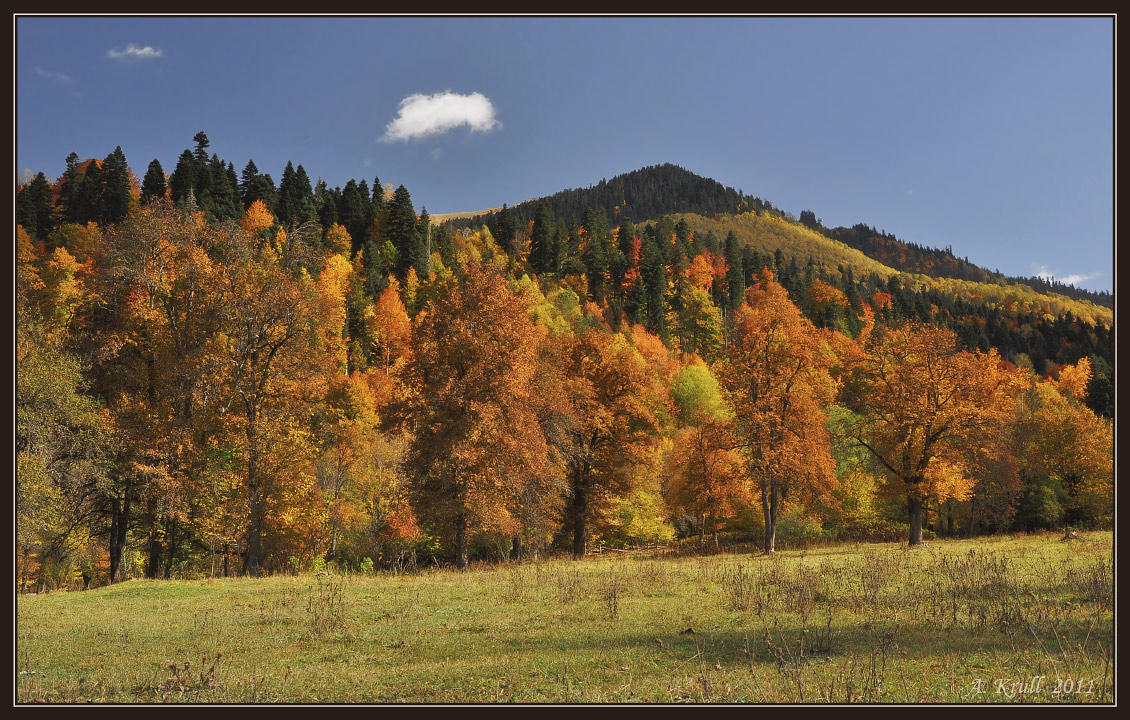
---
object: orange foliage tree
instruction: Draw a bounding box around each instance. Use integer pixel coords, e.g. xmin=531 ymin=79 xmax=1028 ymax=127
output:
xmin=666 ymin=363 xmax=748 ymax=546
xmin=718 ymin=270 xmax=837 ymax=554
xmin=842 ymin=322 xmax=1023 ymax=545
xmin=540 ymin=326 xmax=664 ymax=559
xmin=405 ymin=261 xmax=550 ymax=569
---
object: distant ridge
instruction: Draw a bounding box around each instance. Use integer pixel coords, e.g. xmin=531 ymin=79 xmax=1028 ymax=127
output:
xmin=441 ymin=163 xmax=1111 ymax=309
xmin=440 ymin=163 xmax=779 ymax=229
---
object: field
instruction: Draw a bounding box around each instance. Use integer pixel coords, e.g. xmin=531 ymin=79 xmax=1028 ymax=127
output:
xmin=16 ymin=532 xmax=1114 ymax=704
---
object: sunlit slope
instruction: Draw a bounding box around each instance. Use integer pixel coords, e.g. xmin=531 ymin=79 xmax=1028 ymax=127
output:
xmin=674 ymin=210 xmax=1112 ymax=326
xmin=673 ymin=210 xmax=898 ymax=279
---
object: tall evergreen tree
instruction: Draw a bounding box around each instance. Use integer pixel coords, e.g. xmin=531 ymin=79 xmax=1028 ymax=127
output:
xmin=140 ymin=159 xmax=167 ymax=205
xmin=277 ymin=161 xmax=317 ymax=227
xmin=192 ymin=131 xmax=210 ymax=167
xmin=495 ymin=203 xmax=518 ymax=257
xmin=339 ymin=180 xmax=368 ymax=245
xmin=100 ymin=146 xmax=132 ymax=224
xmin=387 ymin=184 xmax=418 ymax=279
xmin=417 ymin=207 xmax=433 ymax=279
xmin=528 ymin=201 xmax=556 ymax=275
xmin=314 ymin=180 xmax=339 ymax=233
xmin=169 ymin=149 xmax=198 ymax=207
xmin=641 ymin=235 xmax=670 ymax=344
xmin=581 ymin=207 xmax=612 ymax=302
xmin=57 ymin=152 xmax=85 ymax=224
xmin=16 ymin=172 xmax=55 ymax=240
xmin=74 ymin=159 xmax=104 ymax=226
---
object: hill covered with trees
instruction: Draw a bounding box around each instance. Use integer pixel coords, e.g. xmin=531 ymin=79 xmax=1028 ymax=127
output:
xmin=16 ymin=134 xmax=1112 ymax=593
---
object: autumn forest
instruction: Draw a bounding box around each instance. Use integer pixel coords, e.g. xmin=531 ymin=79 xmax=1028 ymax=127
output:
xmin=15 ymin=135 xmax=1114 ymax=591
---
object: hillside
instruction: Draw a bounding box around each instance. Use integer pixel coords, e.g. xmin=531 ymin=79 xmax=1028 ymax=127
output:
xmin=442 ymin=164 xmax=1111 ymax=312
xmin=442 ymin=163 xmax=781 ymax=230
xmin=669 ymin=211 xmax=1113 ymax=328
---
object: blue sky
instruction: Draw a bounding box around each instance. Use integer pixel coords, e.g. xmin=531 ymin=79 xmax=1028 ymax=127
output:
xmin=16 ymin=16 xmax=1114 ymax=291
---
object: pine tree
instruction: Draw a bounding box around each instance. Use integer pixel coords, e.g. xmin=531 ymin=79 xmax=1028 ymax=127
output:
xmin=169 ymin=149 xmax=198 ymax=207
xmin=495 ymin=203 xmax=518 ymax=257
xmin=100 ymin=146 xmax=132 ymax=224
xmin=140 ymin=159 xmax=166 ymax=205
xmin=387 ymin=185 xmax=418 ymax=279
xmin=416 ymin=207 xmax=432 ymax=279
xmin=57 ymin=152 xmax=84 ymax=224
xmin=581 ymin=207 xmax=611 ymax=302
xmin=528 ymin=201 xmax=556 ymax=275
xmin=641 ymin=235 xmax=670 ymax=344
xmin=16 ymin=172 xmax=55 ymax=240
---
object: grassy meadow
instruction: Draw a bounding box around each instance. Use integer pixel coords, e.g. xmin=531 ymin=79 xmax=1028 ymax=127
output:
xmin=16 ymin=532 xmax=1114 ymax=704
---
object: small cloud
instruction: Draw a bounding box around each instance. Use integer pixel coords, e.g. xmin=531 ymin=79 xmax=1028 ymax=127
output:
xmin=905 ymin=188 xmax=914 ymax=196
xmin=1032 ymin=264 xmax=1099 ymax=287
xmin=382 ymin=91 xmax=500 ymax=142
xmin=431 ymin=148 xmax=443 ymax=162
xmin=107 ymin=44 xmax=164 ymax=61
xmin=35 ymin=67 xmax=72 ymax=85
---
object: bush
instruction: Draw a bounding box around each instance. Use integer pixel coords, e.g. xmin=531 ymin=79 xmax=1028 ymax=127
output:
xmin=775 ymin=509 xmax=826 ymax=548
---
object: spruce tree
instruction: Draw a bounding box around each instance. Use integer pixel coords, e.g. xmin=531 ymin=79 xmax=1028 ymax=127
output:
xmin=528 ymin=201 xmax=556 ymax=275
xmin=141 ymin=159 xmax=167 ymax=205
xmin=16 ymin=172 xmax=54 ymax=240
xmin=100 ymin=146 xmax=132 ymax=224
xmin=416 ymin=207 xmax=432 ymax=279
xmin=387 ymin=185 xmax=418 ymax=278
xmin=58 ymin=152 xmax=84 ymax=224
xmin=169 ymin=149 xmax=198 ymax=207
xmin=641 ymin=235 xmax=670 ymax=344
xmin=495 ymin=203 xmax=518 ymax=257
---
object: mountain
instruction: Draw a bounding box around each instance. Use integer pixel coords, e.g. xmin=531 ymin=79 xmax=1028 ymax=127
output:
xmin=443 ymin=164 xmax=1111 ymax=310
xmin=442 ymin=163 xmax=781 ymax=229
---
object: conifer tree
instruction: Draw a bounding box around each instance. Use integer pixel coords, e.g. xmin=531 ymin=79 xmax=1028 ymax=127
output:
xmin=529 ymin=201 xmax=556 ymax=275
xmin=140 ymin=159 xmax=166 ymax=205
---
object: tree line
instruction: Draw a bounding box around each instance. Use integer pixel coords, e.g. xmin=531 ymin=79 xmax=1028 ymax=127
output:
xmin=16 ymin=136 xmax=1113 ymax=591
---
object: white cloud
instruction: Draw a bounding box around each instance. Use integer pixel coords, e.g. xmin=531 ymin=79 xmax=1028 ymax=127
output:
xmin=107 ymin=44 xmax=164 ymax=61
xmin=35 ymin=67 xmax=72 ymax=85
xmin=382 ymin=91 xmax=499 ymax=142
xmin=1032 ymin=264 xmax=1099 ymax=287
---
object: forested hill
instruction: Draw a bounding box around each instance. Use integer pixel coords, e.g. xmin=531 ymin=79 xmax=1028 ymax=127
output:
xmin=446 ymin=165 xmax=1111 ymax=310
xmin=820 ymin=222 xmax=1112 ymax=309
xmin=445 ymin=163 xmax=781 ymax=230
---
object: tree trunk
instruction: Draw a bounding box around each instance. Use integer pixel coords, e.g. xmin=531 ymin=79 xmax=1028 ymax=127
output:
xmin=761 ymin=481 xmax=778 ymax=555
xmin=164 ymin=519 xmax=177 ymax=579
xmin=511 ymin=535 xmax=523 ymax=561
xmin=454 ymin=514 xmax=469 ymax=571
xmin=109 ymin=497 xmax=120 ymax=582
xmin=572 ymin=465 xmax=588 ymax=560
xmin=698 ymin=513 xmax=705 ymax=545
xmin=908 ymin=493 xmax=924 ymax=546
xmin=109 ymin=493 xmax=130 ymax=583
xmin=244 ymin=408 xmax=265 ymax=577
xmin=146 ymin=523 xmax=162 ymax=579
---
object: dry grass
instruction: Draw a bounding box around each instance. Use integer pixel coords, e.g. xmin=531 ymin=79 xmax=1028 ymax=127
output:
xmin=16 ymin=532 xmax=1113 ymax=703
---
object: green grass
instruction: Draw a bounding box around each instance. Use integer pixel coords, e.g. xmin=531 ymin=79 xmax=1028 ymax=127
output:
xmin=16 ymin=532 xmax=1113 ymax=703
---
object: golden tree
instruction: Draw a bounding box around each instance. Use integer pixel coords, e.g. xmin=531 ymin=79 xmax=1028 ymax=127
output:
xmin=842 ymin=322 xmax=1022 ymax=545
xmin=405 ymin=261 xmax=550 ymax=569
xmin=718 ymin=270 xmax=837 ymax=554
xmin=540 ymin=327 xmax=664 ymax=559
